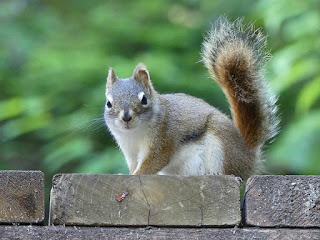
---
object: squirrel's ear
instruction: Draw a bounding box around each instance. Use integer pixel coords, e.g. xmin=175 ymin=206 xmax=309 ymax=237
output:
xmin=133 ymin=63 xmax=150 ymax=85
xmin=106 ymin=67 xmax=118 ymax=88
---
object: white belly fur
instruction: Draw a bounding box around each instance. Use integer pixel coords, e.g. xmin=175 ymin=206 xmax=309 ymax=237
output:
xmin=158 ymin=133 xmax=224 ymax=175
xmin=111 ymin=126 xmax=149 ymax=173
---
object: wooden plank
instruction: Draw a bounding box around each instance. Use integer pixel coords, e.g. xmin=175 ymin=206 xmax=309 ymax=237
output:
xmin=244 ymin=175 xmax=320 ymax=227
xmin=0 ymin=171 xmax=44 ymax=224
xmin=49 ymin=174 xmax=240 ymax=226
xmin=1 ymin=226 xmax=320 ymax=240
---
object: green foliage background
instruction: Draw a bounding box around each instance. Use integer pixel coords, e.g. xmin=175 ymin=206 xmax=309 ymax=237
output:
xmin=1 ymin=0 xmax=320 ymax=190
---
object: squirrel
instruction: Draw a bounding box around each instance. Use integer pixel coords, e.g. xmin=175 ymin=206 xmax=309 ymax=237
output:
xmin=104 ymin=17 xmax=279 ymax=181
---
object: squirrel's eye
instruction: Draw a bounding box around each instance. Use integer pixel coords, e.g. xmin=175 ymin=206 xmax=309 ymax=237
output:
xmin=107 ymin=101 xmax=112 ymax=108
xmin=141 ymin=95 xmax=147 ymax=105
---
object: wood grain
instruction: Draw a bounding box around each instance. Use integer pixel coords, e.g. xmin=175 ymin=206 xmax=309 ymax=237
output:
xmin=0 ymin=171 xmax=44 ymax=224
xmin=1 ymin=226 xmax=320 ymax=240
xmin=244 ymin=175 xmax=320 ymax=227
xmin=49 ymin=174 xmax=240 ymax=226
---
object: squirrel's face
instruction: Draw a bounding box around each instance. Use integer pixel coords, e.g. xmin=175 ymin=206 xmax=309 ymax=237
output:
xmin=104 ymin=64 xmax=157 ymax=132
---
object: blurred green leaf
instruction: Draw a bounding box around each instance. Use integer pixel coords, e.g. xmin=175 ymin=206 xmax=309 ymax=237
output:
xmin=283 ymin=10 xmax=320 ymax=41
xmin=75 ymin=148 xmax=128 ymax=174
xmin=270 ymin=45 xmax=320 ymax=93
xmin=43 ymin=138 xmax=93 ymax=173
xmin=0 ymin=98 xmax=24 ymax=120
xmin=1 ymin=113 xmax=51 ymax=141
xmin=296 ymin=77 xmax=320 ymax=115
xmin=270 ymin=111 xmax=320 ymax=174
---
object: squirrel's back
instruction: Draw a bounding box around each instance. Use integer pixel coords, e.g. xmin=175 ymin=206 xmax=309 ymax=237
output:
xmin=160 ymin=93 xmax=254 ymax=179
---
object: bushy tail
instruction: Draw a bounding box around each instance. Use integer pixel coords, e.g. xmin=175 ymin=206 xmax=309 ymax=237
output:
xmin=201 ymin=17 xmax=279 ymax=150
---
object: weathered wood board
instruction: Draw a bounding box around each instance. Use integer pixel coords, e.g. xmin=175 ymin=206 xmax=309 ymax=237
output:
xmin=0 ymin=170 xmax=44 ymax=224
xmin=244 ymin=175 xmax=320 ymax=227
xmin=1 ymin=226 xmax=320 ymax=240
xmin=49 ymin=174 xmax=240 ymax=227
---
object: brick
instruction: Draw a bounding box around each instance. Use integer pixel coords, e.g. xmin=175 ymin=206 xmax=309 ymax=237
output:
xmin=1 ymin=226 xmax=320 ymax=240
xmin=244 ymin=175 xmax=320 ymax=227
xmin=0 ymin=171 xmax=44 ymax=224
xmin=49 ymin=174 xmax=240 ymax=226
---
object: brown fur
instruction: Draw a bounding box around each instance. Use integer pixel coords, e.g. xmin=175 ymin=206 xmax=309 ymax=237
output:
xmin=133 ymin=111 xmax=175 ymax=175
xmin=215 ymin=47 xmax=263 ymax=149
xmin=202 ymin=18 xmax=279 ymax=152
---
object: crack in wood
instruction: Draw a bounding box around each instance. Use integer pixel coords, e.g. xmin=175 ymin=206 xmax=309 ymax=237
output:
xmin=199 ymin=204 xmax=204 ymax=227
xmin=138 ymin=176 xmax=151 ymax=225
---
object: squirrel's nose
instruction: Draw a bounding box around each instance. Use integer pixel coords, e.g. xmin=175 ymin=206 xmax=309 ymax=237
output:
xmin=122 ymin=111 xmax=132 ymax=122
